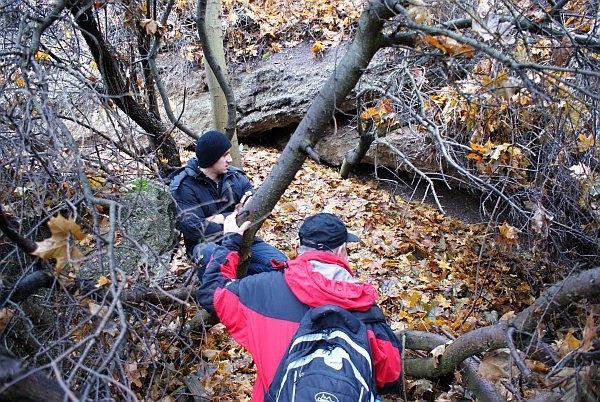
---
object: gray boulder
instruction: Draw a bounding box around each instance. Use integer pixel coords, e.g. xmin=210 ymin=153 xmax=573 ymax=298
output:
xmin=175 ymin=43 xmax=437 ymax=172
xmin=79 ymin=180 xmax=178 ymax=283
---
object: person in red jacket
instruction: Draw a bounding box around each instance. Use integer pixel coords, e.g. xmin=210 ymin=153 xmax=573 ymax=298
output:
xmin=197 ymin=212 xmax=403 ymax=401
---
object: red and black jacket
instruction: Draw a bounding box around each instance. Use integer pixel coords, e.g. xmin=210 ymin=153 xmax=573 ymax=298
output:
xmin=197 ymin=233 xmax=403 ymax=401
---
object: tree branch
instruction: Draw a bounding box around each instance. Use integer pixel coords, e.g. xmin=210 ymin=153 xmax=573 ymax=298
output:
xmin=399 ymin=267 xmax=600 ymax=379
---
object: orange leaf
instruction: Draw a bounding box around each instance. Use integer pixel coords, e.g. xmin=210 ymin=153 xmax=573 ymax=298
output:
xmin=498 ymin=222 xmax=520 ymax=250
xmin=423 ymin=35 xmax=446 ymax=52
xmin=467 ymin=153 xmax=482 ymax=162
xmin=422 ymin=35 xmax=474 ymax=58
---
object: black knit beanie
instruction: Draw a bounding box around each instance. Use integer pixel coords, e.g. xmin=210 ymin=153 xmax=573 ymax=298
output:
xmin=195 ymin=130 xmax=232 ymax=168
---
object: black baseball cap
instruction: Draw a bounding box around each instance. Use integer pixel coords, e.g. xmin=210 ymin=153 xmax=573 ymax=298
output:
xmin=298 ymin=213 xmax=360 ymax=250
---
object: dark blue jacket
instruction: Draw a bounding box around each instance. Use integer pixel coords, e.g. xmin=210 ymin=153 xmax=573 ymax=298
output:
xmin=168 ymin=158 xmax=254 ymax=252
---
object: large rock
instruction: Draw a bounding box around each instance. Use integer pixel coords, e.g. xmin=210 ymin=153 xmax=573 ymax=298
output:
xmin=175 ymin=43 xmax=437 ymax=172
xmin=79 ymin=180 xmax=178 ymax=283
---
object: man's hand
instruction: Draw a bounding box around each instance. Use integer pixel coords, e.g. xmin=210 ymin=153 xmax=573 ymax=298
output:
xmin=207 ymin=214 xmax=225 ymax=224
xmin=235 ymin=191 xmax=253 ymax=211
xmin=223 ymin=211 xmax=251 ymax=235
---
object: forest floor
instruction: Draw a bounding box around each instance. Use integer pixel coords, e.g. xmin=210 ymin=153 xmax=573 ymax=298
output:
xmin=167 ymin=145 xmax=554 ymax=401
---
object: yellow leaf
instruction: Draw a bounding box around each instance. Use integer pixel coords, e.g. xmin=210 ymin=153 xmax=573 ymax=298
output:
xmin=96 ymin=275 xmax=110 ymax=288
xmin=88 ymin=175 xmax=105 ymax=188
xmin=31 ymin=215 xmax=87 ymax=271
xmin=311 ymin=41 xmax=325 ymax=58
xmin=560 ymin=329 xmax=581 ymax=355
xmin=34 ymin=51 xmax=51 ymax=61
xmin=577 ymin=133 xmax=595 ymax=153
xmin=15 ymin=77 xmax=25 ymax=87
xmin=434 ymin=293 xmax=452 ymax=309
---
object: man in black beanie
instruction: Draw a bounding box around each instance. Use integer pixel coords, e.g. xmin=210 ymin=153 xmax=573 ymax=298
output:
xmin=169 ymin=130 xmax=287 ymax=275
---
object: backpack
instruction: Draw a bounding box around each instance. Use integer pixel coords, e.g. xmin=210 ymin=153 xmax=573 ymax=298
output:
xmin=265 ymin=304 xmax=385 ymax=402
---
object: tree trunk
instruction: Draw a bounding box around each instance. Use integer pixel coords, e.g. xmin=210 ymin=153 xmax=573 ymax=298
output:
xmin=238 ymin=0 xmax=393 ymax=275
xmin=68 ymin=0 xmax=181 ymax=170
xmin=0 ymin=350 xmax=69 ymax=401
xmin=196 ymin=0 xmax=241 ymax=166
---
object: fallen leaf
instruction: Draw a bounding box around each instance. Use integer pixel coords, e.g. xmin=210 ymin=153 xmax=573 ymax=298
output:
xmin=478 ymin=349 xmax=510 ymax=381
xmin=408 ymin=378 xmax=434 ymax=398
xmin=88 ymin=302 xmax=108 ymax=318
xmin=581 ymin=311 xmax=597 ymax=352
xmin=311 ymin=41 xmax=325 ymax=58
xmin=577 ymin=133 xmax=595 ymax=153
xmin=96 ymin=275 xmax=110 ymax=288
xmin=0 ymin=309 xmax=13 ymax=333
xmin=498 ymin=222 xmax=520 ymax=250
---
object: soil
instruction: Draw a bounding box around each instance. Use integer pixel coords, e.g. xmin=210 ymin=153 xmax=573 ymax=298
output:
xmin=353 ymin=165 xmax=486 ymax=224
xmin=243 ymin=134 xmax=486 ymax=225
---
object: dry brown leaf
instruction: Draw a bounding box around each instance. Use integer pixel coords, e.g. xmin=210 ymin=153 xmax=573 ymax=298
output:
xmin=408 ymin=379 xmax=434 ymax=398
xmin=498 ymin=222 xmax=520 ymax=250
xmin=408 ymin=6 xmax=434 ymax=24
xmin=581 ymin=310 xmax=597 ymax=352
xmin=478 ymin=349 xmax=509 ymax=381
xmin=140 ymin=18 xmax=164 ymax=36
xmin=126 ymin=362 xmax=144 ymax=388
xmin=31 ymin=215 xmax=87 ymax=271
xmin=88 ymin=302 xmax=108 ymax=318
xmin=0 ymin=308 xmax=13 ymax=333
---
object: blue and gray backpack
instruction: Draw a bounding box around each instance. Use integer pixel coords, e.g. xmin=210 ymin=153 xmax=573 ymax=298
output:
xmin=265 ymin=304 xmax=385 ymax=402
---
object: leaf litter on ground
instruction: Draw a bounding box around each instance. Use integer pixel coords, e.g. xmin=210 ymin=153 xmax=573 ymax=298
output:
xmin=172 ymin=146 xmax=544 ymax=400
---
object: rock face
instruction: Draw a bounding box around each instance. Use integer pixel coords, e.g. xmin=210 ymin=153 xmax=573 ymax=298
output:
xmin=176 ymin=43 xmax=438 ymax=173
xmin=79 ymin=180 xmax=178 ymax=283
xmin=234 ymin=45 xmax=342 ymax=136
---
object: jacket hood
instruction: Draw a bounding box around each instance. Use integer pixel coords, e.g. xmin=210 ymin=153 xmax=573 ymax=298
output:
xmin=283 ymin=251 xmax=378 ymax=311
xmin=185 ymin=157 xmax=201 ymax=173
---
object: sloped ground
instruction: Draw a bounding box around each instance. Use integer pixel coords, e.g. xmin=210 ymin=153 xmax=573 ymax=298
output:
xmin=172 ymin=145 xmax=550 ymax=401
